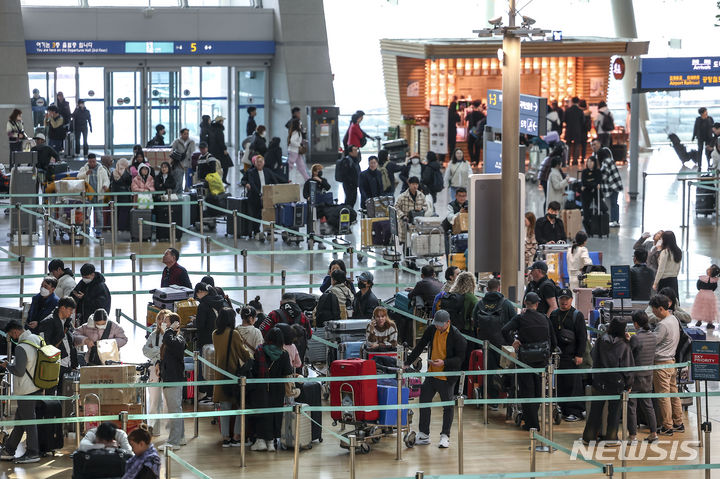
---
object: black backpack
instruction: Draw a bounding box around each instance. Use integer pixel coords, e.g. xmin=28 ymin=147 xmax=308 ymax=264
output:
xmin=474 ymin=305 xmax=506 ymax=347
xmin=72 ymin=448 xmax=132 ymax=479
xmin=438 ymin=292 xmax=467 ymax=330
xmin=601 ymin=111 xmax=615 ymax=132
xmin=675 ymin=320 xmax=692 ymax=364
xmin=314 ymin=292 xmax=340 ymax=327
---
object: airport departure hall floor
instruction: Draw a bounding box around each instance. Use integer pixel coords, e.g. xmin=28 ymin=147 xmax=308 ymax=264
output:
xmin=0 ymin=146 xmax=719 ymax=479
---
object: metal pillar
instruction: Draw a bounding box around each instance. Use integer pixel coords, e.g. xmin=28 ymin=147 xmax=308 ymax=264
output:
xmin=540 ymin=371 xmax=546 ymax=435
xmin=120 ymin=410 xmax=128 ymax=431
xmin=193 ymin=351 xmax=199 ymax=437
xmin=499 ymin=0 xmax=521 ymax=302
xmin=308 ymin=238 xmax=314 ymax=293
xmin=18 ymin=256 xmax=25 ymax=308
xmin=240 ymin=376 xmax=247 ymax=467
xmin=233 ymin=210 xmax=239 ymax=272
xmin=483 ymin=340 xmax=489 ymax=423
xmin=547 ymin=363 xmax=554 ymax=451
xmin=396 ymin=369 xmax=403 ymax=460
xmin=99 ymin=237 xmax=105 ymax=274
xmin=205 ymin=236 xmax=211 ymax=273
xmin=530 ymin=428 xmax=537 ymax=479
xmin=43 ymin=212 xmax=49 ymax=272
xmin=130 ymin=254 xmax=138 ymax=322
xmin=621 ymin=390 xmax=628 ymax=479
xmin=394 ymin=262 xmax=400 ymax=294
xmin=703 ymin=422 xmax=712 ymax=479
xmin=349 ymin=434 xmax=357 ymax=479
xmin=74 ymin=381 xmax=81 ymax=448
xmin=456 ymin=395 xmax=465 ymax=474
xmin=281 ymin=270 xmax=287 ymax=296
xmin=165 ymin=449 xmax=171 ymax=479
xmin=695 ymin=380 xmax=704 ymax=448
xmin=270 ymin=221 xmax=275 ymax=280
xmin=198 ymin=199 xmax=205 ymax=254
xmin=110 ymin=200 xmax=117 ymax=257
xmin=293 ymin=403 xmax=301 ymax=479
xmin=15 ymin=203 xmax=22 ymax=255
xmin=242 ymin=250 xmax=248 ymax=304
xmin=170 ymin=223 xmax=176 ymax=249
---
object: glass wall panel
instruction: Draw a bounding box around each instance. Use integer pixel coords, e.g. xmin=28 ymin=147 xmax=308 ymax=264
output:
xmin=237 ymin=70 xmax=265 ymax=140
xmin=181 ymin=66 xmax=201 ymax=139
xmin=202 ymin=66 xmax=229 ymax=141
xmin=78 ymin=67 xmax=105 ymax=148
xmin=28 ymin=72 xmax=54 ymax=129
xmin=55 ymin=66 xmax=77 ymax=109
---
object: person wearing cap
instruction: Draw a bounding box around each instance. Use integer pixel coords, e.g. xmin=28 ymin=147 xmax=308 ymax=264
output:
xmin=71 ymin=263 xmax=111 ymax=325
xmin=405 ymin=310 xmax=467 ymax=448
xmin=78 ymin=153 xmax=110 ymax=237
xmin=352 ymin=271 xmax=379 ymax=318
xmin=147 ymin=124 xmax=165 ymax=147
xmin=549 ymin=288 xmax=587 ymax=422
xmin=525 ymin=260 xmax=559 ymax=316
xmin=170 ymin=128 xmax=196 ymax=193
xmin=196 ymin=141 xmax=219 ymax=182
xmin=0 ymin=321 xmax=42 ymax=464
xmin=534 ymin=201 xmax=566 ymax=245
xmin=30 ymin=132 xmax=59 ymax=170
xmin=31 ymin=88 xmax=47 ymax=127
xmin=208 ymin=115 xmax=232 ymax=185
xmin=501 ymin=292 xmax=556 ymax=431
xmin=71 ymin=99 xmax=92 ymax=156
xmin=44 ymin=105 xmax=65 ymax=152
xmin=73 ymin=308 xmax=128 ymax=365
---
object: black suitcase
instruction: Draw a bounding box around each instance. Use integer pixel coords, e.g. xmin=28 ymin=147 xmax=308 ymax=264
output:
xmin=696 ymin=173 xmax=716 ymax=215
xmin=36 ymin=399 xmax=64 ymax=456
xmin=297 ymin=382 xmax=323 ymax=442
xmin=155 ymin=204 xmax=183 ymax=241
xmin=226 ymin=196 xmax=252 ymax=237
xmin=130 ymin=208 xmax=153 ymax=241
xmin=190 ymin=190 xmax=200 ymax=225
xmin=610 ymin=144 xmax=627 ymax=164
xmin=587 ymin=190 xmax=610 ymax=238
xmin=73 ymin=448 xmax=131 ymax=479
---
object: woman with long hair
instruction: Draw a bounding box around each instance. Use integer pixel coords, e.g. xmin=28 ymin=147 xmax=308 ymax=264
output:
xmin=213 ymin=307 xmax=252 ymax=447
xmin=6 ymin=109 xmax=25 ymax=160
xmin=449 ymin=271 xmax=478 ymax=334
xmin=566 ymin=231 xmax=593 ymax=290
xmin=287 ymin=118 xmax=309 ymax=181
xmin=365 ymin=306 xmax=398 ymax=352
xmin=524 ymin=212 xmax=538 ymax=270
xmin=444 ymin=148 xmax=470 ymax=200
xmin=653 ymin=230 xmax=682 ymax=298
xmin=141 ymin=309 xmax=172 ymax=436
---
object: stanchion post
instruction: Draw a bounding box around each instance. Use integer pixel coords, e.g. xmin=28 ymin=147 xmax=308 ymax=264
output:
xmin=695 ymin=379 xmax=704 ymax=448
xmin=240 ymin=376 xmax=247 ymax=467
xmin=205 ymin=236 xmax=211 ymax=273
xmin=165 ymin=449 xmax=171 ymax=479
xmin=483 ymin=340 xmax=489 ymax=424
xmin=703 ymin=421 xmax=712 ymax=479
xmin=641 ymin=172 xmax=647 ymax=232
xmin=74 ymin=381 xmax=81 ymax=448
xmin=99 ymin=237 xmax=105 ymax=274
xmin=18 ymin=256 xmax=25 ymax=308
xmin=281 ymin=270 xmax=286 ymax=296
xmin=529 ymin=428 xmax=537 ymax=479
xmin=242 ymin=250 xmax=248 ymax=304
xmin=130 ymin=253 xmax=138 ymax=322
xmin=349 ymin=434 xmax=357 ymax=479
xmin=621 ymin=390 xmax=628 ymax=479
xmin=43 ymin=212 xmax=49 ymax=271
xmin=270 ymin=221 xmax=275 ymax=281
xmin=170 ymin=223 xmax=176 ymax=249
xmin=308 ymin=237 xmax=314 ymax=294
xmin=396 ymin=369 xmax=403 ymax=461
xmin=139 ymin=219 xmax=144 ymax=252
xmin=394 ymin=261 xmax=400 ymax=294
xmin=233 ymin=210 xmax=238 ymax=273
xmin=110 ymin=200 xmax=117 ymax=257
xmin=199 ymin=199 xmax=205 ymax=254
xmin=71 ymin=226 xmax=76 ymax=271
xmin=604 ymin=463 xmax=614 ymax=478
xmin=193 ymin=351 xmax=199 ymax=437
xmin=456 ymin=395 xmax=465 ymax=474
xmin=293 ymin=403 xmax=301 ymax=479
xmin=540 ymin=371 xmax=546 ymax=435
xmin=15 ymin=203 xmax=22 ymax=255
xmin=548 ymin=363 xmax=554 ymax=451
xmin=120 ymin=410 xmax=129 ymax=432
xmin=348 ymin=247 xmax=355 ymax=281
xmin=415 ymin=473 xmax=424 ymax=479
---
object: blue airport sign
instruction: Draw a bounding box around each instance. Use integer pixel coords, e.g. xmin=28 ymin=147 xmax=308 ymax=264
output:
xmin=26 ymin=40 xmax=275 ymax=56
xmin=486 ymin=89 xmax=547 ymax=136
xmin=610 ymin=265 xmax=631 ymax=299
xmin=691 ymin=341 xmax=720 ymax=381
xmin=640 ymin=56 xmax=720 ymax=90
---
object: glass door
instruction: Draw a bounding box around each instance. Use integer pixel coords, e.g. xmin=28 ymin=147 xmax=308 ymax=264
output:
xmin=28 ymin=71 xmax=55 ymax=130
xmin=78 ymin=67 xmax=105 ymax=151
xmin=106 ymin=70 xmax=142 ymax=155
xmin=148 ymin=70 xmax=180 ymax=145
xmin=237 ymin=70 xmax=266 ymax=141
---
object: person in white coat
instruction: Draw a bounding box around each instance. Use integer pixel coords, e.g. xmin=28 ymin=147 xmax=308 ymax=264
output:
xmin=77 ymin=153 xmax=110 ymax=237
xmin=48 ymin=259 xmax=76 ymax=299
xmin=142 ymin=309 xmax=170 ymax=436
xmin=287 ymin=118 xmax=309 ymax=181
xmin=566 ymin=231 xmax=593 ymax=290
xmin=547 ymin=157 xmax=570 ymax=210
xmin=444 ymin=148 xmax=471 ymax=201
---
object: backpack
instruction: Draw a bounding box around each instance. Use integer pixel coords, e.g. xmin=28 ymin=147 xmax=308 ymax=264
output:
xmin=532 ymin=277 xmax=561 ymax=305
xmin=600 ymin=111 xmax=615 ymax=132
xmin=73 ymin=448 xmax=132 ymax=479
xmin=335 ymin=156 xmax=350 ymax=182
xmin=474 ymin=305 xmax=506 ymax=347
xmin=675 ymin=319 xmax=692 ymax=364
xmin=431 ymin=169 xmax=444 ymax=193
xmin=437 ymin=292 xmax=467 ymax=330
xmin=313 ymin=291 xmax=341 ymax=327
xmin=21 ymin=338 xmax=61 ymax=389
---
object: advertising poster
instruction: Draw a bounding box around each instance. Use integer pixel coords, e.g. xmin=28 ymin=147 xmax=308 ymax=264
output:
xmin=429 ymin=105 xmax=448 ymax=155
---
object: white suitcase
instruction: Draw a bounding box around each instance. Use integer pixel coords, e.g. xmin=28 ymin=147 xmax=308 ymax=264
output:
xmin=413 ymin=216 xmax=444 ymax=234
xmin=280 ymin=402 xmax=313 ymax=450
xmin=410 ymin=232 xmax=444 ymax=257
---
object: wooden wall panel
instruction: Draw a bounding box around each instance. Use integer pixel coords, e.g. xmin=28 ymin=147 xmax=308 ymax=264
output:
xmin=382 ymin=53 xmax=402 ymax=126
xmin=577 ymin=57 xmax=611 ymax=104
xmin=397 ymin=57 xmax=427 ymax=117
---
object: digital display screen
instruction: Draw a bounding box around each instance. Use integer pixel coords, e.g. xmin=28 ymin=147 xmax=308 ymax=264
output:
xmin=640 ymin=56 xmax=720 ymax=90
xmin=26 ymin=40 xmax=275 ymax=56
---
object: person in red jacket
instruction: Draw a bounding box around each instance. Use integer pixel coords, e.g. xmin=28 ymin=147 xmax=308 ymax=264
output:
xmin=259 ymin=293 xmax=313 ymax=340
xmin=344 ymin=110 xmax=372 ymax=152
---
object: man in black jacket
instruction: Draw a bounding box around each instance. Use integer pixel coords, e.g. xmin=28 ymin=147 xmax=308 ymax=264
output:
xmin=630 ymin=249 xmax=655 ymax=301
xmin=340 ymin=146 xmax=361 ymax=208
xmin=564 ymin=97 xmax=585 ymax=165
xmin=352 ymin=272 xmax=379 ymax=319
xmin=692 ymin=107 xmax=714 ymax=171
xmin=525 ymin=261 xmax=558 ymax=316
xmin=71 ymin=263 xmax=111 ymax=325
xmin=72 ymin=100 xmax=92 ymax=156
xmin=240 ymin=155 xmax=282 ymax=241
xmin=549 ymin=288 xmax=587 ymax=422
xmin=30 ymin=133 xmax=59 ymax=171
xmin=534 ymin=201 xmax=566 ymax=245
xmin=38 ymin=296 xmax=77 ymax=394
xmin=402 ymin=265 xmax=442 ymax=343
xmin=405 ymin=310 xmax=467 ymax=448
xmin=358 ymin=156 xmax=384 ymax=207
xmin=502 ymin=292 xmax=556 ymax=431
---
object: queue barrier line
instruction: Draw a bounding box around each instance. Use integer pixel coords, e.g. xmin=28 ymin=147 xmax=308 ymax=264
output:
xmin=0 ymin=246 xmax=19 ymax=258
xmin=532 ymin=431 xmax=604 ymax=469
xmin=378 ymin=470 xmax=605 ymax=479
xmin=300 ymin=410 xmax=351 ymax=445
xmin=0 ymin=394 xmax=78 ymax=401
xmin=309 ymin=334 xmax=340 ymax=349
xmin=166 ymin=450 xmax=212 ymax=479
xmin=553 ymin=361 xmax=690 ymax=375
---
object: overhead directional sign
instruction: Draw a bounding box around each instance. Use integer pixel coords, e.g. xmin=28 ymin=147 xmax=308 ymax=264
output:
xmin=486 ymin=89 xmax=547 ymax=136
xmin=26 ymin=40 xmax=275 ymax=56
xmin=640 ymin=56 xmax=720 ymax=90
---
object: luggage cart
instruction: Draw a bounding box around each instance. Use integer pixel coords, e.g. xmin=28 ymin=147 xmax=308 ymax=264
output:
xmin=403 ymin=217 xmax=444 ymax=273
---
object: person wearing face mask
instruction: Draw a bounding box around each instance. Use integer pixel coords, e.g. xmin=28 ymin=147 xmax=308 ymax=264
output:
xmin=158 ymin=313 xmax=187 ymax=449
xmin=38 ymin=296 xmax=78 ymax=395
xmin=71 ymin=263 xmax=111 ymax=325
xmin=534 ymin=201 xmax=566 ymax=245
xmin=303 ymin=163 xmax=331 ymax=201
xmin=142 ymin=309 xmax=171 ymax=436
xmin=399 ymin=155 xmax=426 ymax=193
xmin=26 ymin=276 xmax=59 ymax=333
xmin=352 ymin=272 xmax=379 ymax=319
xmin=73 ymin=309 xmax=128 ymax=365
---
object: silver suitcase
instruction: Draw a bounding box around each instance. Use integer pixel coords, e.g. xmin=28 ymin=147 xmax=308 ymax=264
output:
xmin=202 ymin=343 xmax=216 ymax=380
xmin=410 ymin=232 xmax=444 ymax=257
xmin=306 ymin=327 xmax=326 ymax=363
xmin=413 ymin=216 xmax=444 ymax=234
xmin=280 ymin=402 xmax=313 ymax=450
xmin=325 ymin=319 xmax=370 ymax=343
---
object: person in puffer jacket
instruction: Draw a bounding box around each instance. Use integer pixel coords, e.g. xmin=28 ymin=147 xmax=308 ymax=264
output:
xmin=73 ymin=309 xmax=128 ymax=365
xmin=48 ymin=259 xmax=76 ymax=299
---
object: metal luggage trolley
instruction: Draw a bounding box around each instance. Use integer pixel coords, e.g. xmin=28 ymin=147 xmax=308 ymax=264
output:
xmin=333 ymin=347 xmax=417 ymax=454
xmin=357 ymin=201 xmax=401 ymax=264
xmin=50 ymin=178 xmax=90 ymax=245
xmin=402 ymin=215 xmax=444 ymax=274
xmin=306 ymin=180 xmax=353 ymax=249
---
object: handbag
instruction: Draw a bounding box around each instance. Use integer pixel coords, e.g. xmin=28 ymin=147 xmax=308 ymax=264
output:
xmin=221 ymin=331 xmax=254 ymax=399
xmin=87 ymin=323 xmax=113 ymax=366
xmin=97 ymin=338 xmax=120 ymax=364
xmin=137 ymin=192 xmax=153 ymax=209
xmin=518 ymin=340 xmax=550 ymax=365
xmin=407 ymin=209 xmax=426 ymax=223
xmin=298 ymin=141 xmax=308 ymax=155
xmin=169 ymin=149 xmax=185 ymax=167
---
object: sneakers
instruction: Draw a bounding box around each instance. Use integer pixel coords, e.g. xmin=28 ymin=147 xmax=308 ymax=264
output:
xmin=563 ymin=414 xmax=581 ymax=422
xmin=438 ymin=434 xmax=450 ymax=449
xmin=673 ymin=423 xmax=685 ymax=433
xmin=415 ymin=432 xmax=431 ymax=446
xmin=266 ymin=440 xmax=276 ymax=452
xmin=222 ymin=439 xmax=234 ymax=448
xmin=13 ymin=454 xmax=40 ymax=464
xmin=231 ymin=439 xmax=243 ymax=447
xmin=646 ymin=435 xmax=659 ymax=443
xmin=696 ymin=320 xmax=704 ymax=327
xmin=0 ymin=448 xmax=15 ymax=461
xmin=250 ymin=439 xmax=268 ymax=451
xmin=707 ymin=323 xmax=715 ymax=329
xmin=609 ymin=221 xmax=620 ymax=227
xmin=659 ymin=426 xmax=674 ymax=436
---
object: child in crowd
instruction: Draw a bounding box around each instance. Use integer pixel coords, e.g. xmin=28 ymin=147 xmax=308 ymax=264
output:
xmin=123 ymin=425 xmax=160 ymax=479
xmin=692 ymin=264 xmax=720 ymax=329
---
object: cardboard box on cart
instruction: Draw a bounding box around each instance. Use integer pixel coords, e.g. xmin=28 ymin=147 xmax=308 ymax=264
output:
xmin=80 ymin=365 xmax=137 ymax=404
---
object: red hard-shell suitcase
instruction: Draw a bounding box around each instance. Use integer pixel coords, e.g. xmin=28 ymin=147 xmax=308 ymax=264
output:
xmin=330 ymin=359 xmax=379 ymax=422
xmin=467 ymin=349 xmax=484 ymax=398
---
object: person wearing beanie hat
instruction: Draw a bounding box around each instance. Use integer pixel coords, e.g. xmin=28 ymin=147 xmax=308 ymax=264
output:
xmin=71 ymin=263 xmax=111 ymax=325
xmin=405 ymin=309 xmax=467 ymax=448
xmin=501 ymin=290 xmax=557 ymax=432
xmin=352 ymin=271 xmax=379 ymax=318
xmin=196 ymin=141 xmax=219 ymax=182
